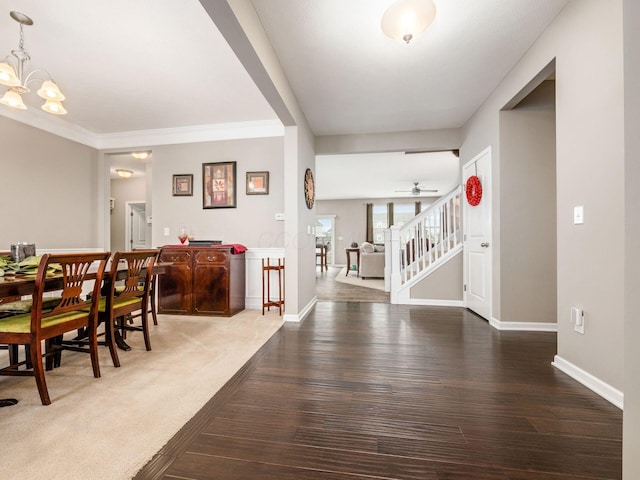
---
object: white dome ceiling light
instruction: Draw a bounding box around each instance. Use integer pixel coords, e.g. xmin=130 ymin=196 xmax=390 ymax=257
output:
xmin=381 ymin=0 xmax=437 ymax=44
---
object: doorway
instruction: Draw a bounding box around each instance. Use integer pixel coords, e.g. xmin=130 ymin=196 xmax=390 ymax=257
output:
xmin=497 ymin=77 xmax=557 ymax=326
xmin=316 ymin=215 xmax=335 ymax=266
xmin=126 ymin=202 xmax=147 ymax=251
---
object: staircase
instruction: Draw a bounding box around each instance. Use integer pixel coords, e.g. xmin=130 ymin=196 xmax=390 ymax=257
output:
xmin=387 ymin=186 xmax=463 ymax=304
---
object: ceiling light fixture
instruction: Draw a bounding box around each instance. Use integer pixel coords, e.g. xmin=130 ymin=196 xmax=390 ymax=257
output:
xmin=131 ymin=152 xmax=149 ymax=160
xmin=0 ymin=11 xmax=67 ymax=115
xmin=116 ymin=169 xmax=133 ymax=178
xmin=381 ymin=0 xmax=436 ymax=44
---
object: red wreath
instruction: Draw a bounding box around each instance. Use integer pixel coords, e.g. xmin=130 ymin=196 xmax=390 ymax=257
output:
xmin=466 ymin=175 xmax=483 ymax=206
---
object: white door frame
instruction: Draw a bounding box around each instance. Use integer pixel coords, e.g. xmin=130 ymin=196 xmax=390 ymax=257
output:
xmin=125 ymin=201 xmax=147 ymax=251
xmin=463 ymin=146 xmax=492 ymax=321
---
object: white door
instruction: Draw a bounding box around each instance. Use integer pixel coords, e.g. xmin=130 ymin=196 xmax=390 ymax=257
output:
xmin=463 ymin=147 xmax=492 ymax=320
xmin=126 ymin=202 xmax=147 ymax=251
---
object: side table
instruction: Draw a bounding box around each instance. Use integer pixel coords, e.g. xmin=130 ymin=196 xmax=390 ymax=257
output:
xmin=345 ymin=248 xmax=360 ymax=277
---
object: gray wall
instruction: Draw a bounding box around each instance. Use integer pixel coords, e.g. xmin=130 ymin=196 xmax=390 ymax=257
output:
xmin=150 ymin=137 xmax=284 ymax=248
xmin=0 ymin=116 xmax=100 ymax=250
xmin=462 ymin=0 xmax=624 ymax=390
xmin=110 ymin=176 xmax=147 ymax=252
xmin=499 ymin=83 xmax=557 ymax=324
xmin=623 ymin=0 xmax=640 ymax=476
xmin=410 ymin=251 xmax=463 ymax=301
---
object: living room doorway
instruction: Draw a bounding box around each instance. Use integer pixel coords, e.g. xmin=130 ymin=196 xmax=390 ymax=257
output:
xmin=316 ymin=215 xmax=335 ymax=266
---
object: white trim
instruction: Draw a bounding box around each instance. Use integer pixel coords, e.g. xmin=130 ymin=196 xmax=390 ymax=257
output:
xmin=94 ymin=120 xmax=285 ymax=149
xmin=409 ymin=299 xmax=464 ymax=307
xmin=552 ymin=355 xmax=623 ymax=410
xmin=0 ymin=108 xmax=96 ymax=146
xmin=489 ymin=317 xmax=558 ymax=332
xmin=0 ymin=108 xmax=284 ymax=149
xmin=35 ymin=247 xmax=104 ymax=254
xmin=283 ymin=296 xmax=317 ymax=323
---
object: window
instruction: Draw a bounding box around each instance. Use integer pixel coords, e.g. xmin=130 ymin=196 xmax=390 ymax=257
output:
xmin=372 ymin=204 xmax=388 ymax=243
xmin=393 ymin=203 xmax=415 ymax=228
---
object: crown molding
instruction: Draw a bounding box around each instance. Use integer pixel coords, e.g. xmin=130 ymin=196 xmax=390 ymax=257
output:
xmin=0 ymin=107 xmax=97 ymax=146
xmin=0 ymin=107 xmax=284 ymax=149
xmin=94 ymin=120 xmax=285 ymax=150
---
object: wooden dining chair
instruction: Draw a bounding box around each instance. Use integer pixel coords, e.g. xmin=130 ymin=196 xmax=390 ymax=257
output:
xmin=0 ymin=252 xmax=110 ymax=405
xmin=132 ymin=247 xmax=159 ymax=326
xmin=99 ymin=250 xmax=158 ymax=367
xmin=57 ymin=250 xmax=157 ymax=368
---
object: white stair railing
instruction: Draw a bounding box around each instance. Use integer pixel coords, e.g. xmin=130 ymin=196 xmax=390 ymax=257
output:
xmin=390 ymin=186 xmax=463 ymax=303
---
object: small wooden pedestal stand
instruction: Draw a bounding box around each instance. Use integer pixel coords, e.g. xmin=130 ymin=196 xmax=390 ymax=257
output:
xmin=262 ymin=258 xmax=284 ymax=315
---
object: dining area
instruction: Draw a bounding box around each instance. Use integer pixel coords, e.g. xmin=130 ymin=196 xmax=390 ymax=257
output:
xmin=0 ymin=255 xmax=284 ymax=480
xmin=0 ymin=247 xmax=160 ymax=406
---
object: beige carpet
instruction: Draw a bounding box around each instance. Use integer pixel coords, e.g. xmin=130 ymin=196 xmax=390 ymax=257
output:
xmin=0 ymin=310 xmax=284 ymax=480
xmin=334 ymin=267 xmax=385 ymax=291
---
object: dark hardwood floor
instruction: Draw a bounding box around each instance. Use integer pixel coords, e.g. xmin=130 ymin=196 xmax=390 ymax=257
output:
xmin=316 ymin=266 xmax=390 ymax=303
xmin=135 ymin=301 xmax=622 ymax=480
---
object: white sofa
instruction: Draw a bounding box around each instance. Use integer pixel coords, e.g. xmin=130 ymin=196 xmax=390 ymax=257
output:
xmin=359 ymin=242 xmax=385 ymax=279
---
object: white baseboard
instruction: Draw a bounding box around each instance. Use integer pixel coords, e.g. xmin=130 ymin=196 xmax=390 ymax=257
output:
xmin=283 ymin=296 xmax=317 ymax=323
xmin=489 ymin=317 xmax=558 ymax=332
xmin=552 ymin=355 xmax=623 ymax=409
xmin=409 ymin=299 xmax=464 ymax=307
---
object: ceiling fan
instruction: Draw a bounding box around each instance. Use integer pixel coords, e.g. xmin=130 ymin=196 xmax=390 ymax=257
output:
xmin=395 ymin=182 xmax=438 ymax=196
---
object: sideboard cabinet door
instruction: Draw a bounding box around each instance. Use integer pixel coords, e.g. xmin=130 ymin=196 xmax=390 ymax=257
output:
xmin=158 ymin=250 xmax=192 ymax=314
xmin=193 ymin=249 xmax=229 ymax=315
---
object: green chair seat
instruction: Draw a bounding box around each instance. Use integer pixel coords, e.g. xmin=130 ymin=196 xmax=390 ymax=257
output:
xmin=96 ymin=296 xmax=142 ymax=312
xmin=0 ymin=297 xmax=61 ymax=313
xmin=0 ymin=310 xmax=90 ymax=334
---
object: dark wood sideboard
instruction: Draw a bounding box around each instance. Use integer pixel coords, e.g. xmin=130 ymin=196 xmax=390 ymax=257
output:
xmin=158 ymin=245 xmax=245 ymax=317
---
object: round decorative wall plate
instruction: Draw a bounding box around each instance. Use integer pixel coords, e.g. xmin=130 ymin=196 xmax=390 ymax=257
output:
xmin=304 ymin=168 xmax=315 ymax=209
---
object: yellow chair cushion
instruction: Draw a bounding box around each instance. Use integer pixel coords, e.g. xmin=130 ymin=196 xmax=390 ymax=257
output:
xmin=0 ymin=310 xmax=90 ymax=334
xmin=96 ymin=296 xmax=141 ymax=312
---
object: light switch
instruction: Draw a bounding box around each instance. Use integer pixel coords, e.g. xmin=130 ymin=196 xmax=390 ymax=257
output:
xmin=573 ymin=206 xmax=584 ymax=225
xmin=275 ymin=213 xmax=285 ymax=221
xmin=163 ymin=227 xmax=170 ymax=236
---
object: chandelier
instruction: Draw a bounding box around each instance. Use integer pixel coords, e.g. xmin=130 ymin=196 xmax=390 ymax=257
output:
xmin=0 ymin=11 xmax=67 ymax=115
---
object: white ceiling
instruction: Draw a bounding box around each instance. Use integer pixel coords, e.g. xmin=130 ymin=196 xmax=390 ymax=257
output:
xmin=316 ymin=151 xmax=459 ymax=200
xmin=0 ymin=0 xmax=568 ymax=195
xmin=250 ymin=0 xmax=567 ymax=135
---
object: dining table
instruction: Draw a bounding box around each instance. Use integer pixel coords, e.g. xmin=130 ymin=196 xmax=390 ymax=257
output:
xmin=0 ymin=260 xmax=169 ymax=299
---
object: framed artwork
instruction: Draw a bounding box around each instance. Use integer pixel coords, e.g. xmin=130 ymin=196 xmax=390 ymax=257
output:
xmin=172 ymin=174 xmax=193 ymax=196
xmin=246 ymin=171 xmax=269 ymax=195
xmin=202 ymin=161 xmax=237 ymax=208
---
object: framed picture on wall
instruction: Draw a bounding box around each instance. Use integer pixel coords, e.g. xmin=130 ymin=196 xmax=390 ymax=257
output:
xmin=172 ymin=174 xmax=193 ymax=196
xmin=246 ymin=171 xmax=269 ymax=195
xmin=202 ymin=161 xmax=237 ymax=208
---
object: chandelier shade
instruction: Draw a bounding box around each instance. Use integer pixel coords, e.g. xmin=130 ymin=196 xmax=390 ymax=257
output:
xmin=0 ymin=11 xmax=67 ymax=115
xmin=381 ymin=0 xmax=437 ymax=44
xmin=37 ymin=80 xmax=65 ymax=102
xmin=0 ymin=89 xmax=26 ymax=109
xmin=0 ymin=62 xmax=20 ymax=86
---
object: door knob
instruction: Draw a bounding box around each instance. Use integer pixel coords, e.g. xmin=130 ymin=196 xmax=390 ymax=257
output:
xmin=480 ymin=242 xmax=490 ymax=248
